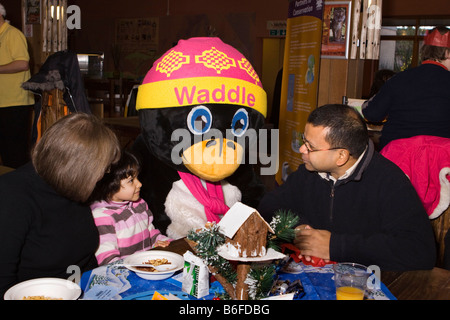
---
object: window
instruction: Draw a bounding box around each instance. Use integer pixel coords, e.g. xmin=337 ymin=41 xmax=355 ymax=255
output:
xmin=379 ymin=18 xmax=450 ymax=72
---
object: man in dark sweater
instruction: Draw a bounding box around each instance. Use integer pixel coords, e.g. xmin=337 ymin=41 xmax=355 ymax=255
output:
xmin=258 ymin=104 xmax=436 ymax=271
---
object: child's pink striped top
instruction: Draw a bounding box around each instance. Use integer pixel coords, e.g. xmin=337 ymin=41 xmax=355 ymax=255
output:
xmin=91 ymin=198 xmax=170 ymax=265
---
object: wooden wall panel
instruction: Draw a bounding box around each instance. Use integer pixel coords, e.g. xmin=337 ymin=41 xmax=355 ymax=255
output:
xmin=317 ymin=59 xmax=331 ymax=107
xmin=328 ymin=59 xmax=349 ymax=104
xmin=318 ymin=58 xmax=349 ymax=106
xmin=346 ymin=59 xmax=365 ymax=99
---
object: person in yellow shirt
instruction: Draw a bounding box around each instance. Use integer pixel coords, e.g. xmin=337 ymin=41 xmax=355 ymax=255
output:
xmin=0 ymin=3 xmax=34 ymax=168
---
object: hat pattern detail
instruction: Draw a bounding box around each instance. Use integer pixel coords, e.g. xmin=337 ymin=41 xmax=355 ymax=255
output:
xmin=154 ymin=45 xmax=260 ymax=85
xmin=238 ymin=58 xmax=261 ymax=85
xmin=156 ymin=50 xmax=191 ymax=77
xmin=195 ymin=47 xmax=236 ymax=74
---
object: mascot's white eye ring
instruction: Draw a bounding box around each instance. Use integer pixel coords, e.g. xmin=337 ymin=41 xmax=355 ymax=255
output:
xmin=231 ymin=108 xmax=249 ymax=137
xmin=187 ymin=105 xmax=212 ymax=135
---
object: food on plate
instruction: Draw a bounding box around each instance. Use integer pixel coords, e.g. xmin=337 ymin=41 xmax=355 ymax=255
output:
xmin=22 ymin=295 xmax=63 ymax=300
xmin=135 ymin=258 xmax=171 ymax=272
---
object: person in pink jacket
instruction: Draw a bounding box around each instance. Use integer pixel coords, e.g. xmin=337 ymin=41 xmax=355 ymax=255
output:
xmin=89 ymin=151 xmax=171 ymax=265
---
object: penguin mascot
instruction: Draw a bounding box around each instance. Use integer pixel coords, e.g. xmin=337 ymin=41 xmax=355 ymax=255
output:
xmin=131 ymin=37 xmax=267 ymax=239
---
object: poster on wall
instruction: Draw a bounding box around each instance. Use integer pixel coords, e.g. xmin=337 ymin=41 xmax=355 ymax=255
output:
xmin=275 ymin=0 xmax=324 ymax=185
xmin=321 ymin=1 xmax=351 ymax=59
xmin=25 ymin=0 xmax=41 ymax=24
xmin=114 ymin=18 xmax=159 ymax=78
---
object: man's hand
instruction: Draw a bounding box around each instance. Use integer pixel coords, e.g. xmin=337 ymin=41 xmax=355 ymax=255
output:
xmin=294 ymin=224 xmax=331 ymax=262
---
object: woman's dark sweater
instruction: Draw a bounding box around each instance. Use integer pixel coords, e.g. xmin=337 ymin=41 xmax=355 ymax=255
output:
xmin=0 ymin=163 xmax=99 ymax=297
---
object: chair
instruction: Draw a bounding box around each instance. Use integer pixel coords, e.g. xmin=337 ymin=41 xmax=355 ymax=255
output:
xmin=432 ymin=207 xmax=450 ymax=268
xmin=124 ymin=84 xmax=139 ymax=117
xmin=22 ymin=50 xmax=91 ymax=142
xmin=84 ymin=77 xmax=123 ymax=117
xmin=84 ymin=78 xmax=139 ymax=118
xmin=38 ymin=89 xmax=69 ymax=138
xmin=380 ymin=135 xmax=450 ymax=268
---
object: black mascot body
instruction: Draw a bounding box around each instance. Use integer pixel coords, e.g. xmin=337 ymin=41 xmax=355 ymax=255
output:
xmin=131 ymin=37 xmax=267 ymax=239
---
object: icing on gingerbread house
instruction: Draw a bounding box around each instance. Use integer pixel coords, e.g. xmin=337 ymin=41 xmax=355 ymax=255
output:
xmin=218 ymin=202 xmax=274 ymax=258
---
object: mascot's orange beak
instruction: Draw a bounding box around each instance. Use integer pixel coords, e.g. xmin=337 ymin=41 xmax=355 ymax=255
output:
xmin=181 ymin=138 xmax=243 ymax=182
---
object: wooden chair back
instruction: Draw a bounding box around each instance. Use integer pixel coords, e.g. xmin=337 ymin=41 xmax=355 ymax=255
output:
xmin=431 ymin=206 xmax=450 ymax=268
xmin=36 ymin=88 xmax=69 ymax=141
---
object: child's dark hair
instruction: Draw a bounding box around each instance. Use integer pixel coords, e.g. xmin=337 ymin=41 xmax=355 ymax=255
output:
xmin=89 ymin=150 xmax=141 ymax=203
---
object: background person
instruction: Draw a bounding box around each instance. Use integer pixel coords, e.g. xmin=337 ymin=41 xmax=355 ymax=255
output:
xmin=257 ymin=104 xmax=436 ymax=271
xmin=362 ymin=26 xmax=450 ymax=149
xmin=0 ymin=3 xmax=35 ymax=168
xmin=0 ymin=113 xmax=121 ymax=297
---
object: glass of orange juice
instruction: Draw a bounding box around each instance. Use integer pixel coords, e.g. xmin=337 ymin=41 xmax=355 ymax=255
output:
xmin=333 ymin=263 xmax=370 ymax=300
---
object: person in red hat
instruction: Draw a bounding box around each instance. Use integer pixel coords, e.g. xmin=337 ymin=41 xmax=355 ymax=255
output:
xmin=362 ymin=25 xmax=450 ymax=150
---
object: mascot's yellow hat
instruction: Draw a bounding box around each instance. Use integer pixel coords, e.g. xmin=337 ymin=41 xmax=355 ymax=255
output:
xmin=136 ymin=37 xmax=267 ymax=118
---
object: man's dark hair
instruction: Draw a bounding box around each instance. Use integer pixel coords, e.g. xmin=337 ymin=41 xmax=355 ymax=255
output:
xmin=307 ymin=104 xmax=368 ymax=157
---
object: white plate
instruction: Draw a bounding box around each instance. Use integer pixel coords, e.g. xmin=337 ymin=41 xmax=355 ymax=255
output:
xmin=4 ymin=278 xmax=81 ymax=300
xmin=123 ymin=250 xmax=184 ymax=280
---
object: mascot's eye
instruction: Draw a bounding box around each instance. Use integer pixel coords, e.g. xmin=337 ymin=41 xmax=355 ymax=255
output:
xmin=231 ymin=108 xmax=249 ymax=137
xmin=187 ymin=106 xmax=212 ymax=135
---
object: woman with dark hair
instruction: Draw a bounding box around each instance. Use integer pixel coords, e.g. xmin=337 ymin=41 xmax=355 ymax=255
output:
xmin=0 ymin=113 xmax=121 ymax=297
xmin=362 ymin=25 xmax=450 ymax=149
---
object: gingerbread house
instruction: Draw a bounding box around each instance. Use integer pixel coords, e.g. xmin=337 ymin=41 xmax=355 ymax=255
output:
xmin=218 ymin=202 xmax=274 ymax=258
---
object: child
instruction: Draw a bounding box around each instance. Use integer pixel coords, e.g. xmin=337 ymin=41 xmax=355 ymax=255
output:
xmin=90 ymin=151 xmax=171 ymax=265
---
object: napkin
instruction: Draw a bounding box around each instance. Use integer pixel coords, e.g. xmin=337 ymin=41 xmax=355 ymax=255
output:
xmin=281 ymin=243 xmax=336 ymax=267
xmin=82 ymin=261 xmax=132 ymax=300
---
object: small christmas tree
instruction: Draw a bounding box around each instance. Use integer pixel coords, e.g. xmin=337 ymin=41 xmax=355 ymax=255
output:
xmin=186 ymin=203 xmax=298 ymax=300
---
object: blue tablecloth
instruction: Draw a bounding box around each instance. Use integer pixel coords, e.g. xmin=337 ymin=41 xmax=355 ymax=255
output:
xmin=79 ymin=259 xmax=396 ymax=300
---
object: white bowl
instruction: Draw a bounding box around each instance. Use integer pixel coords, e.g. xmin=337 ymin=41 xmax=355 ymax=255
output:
xmin=4 ymin=278 xmax=81 ymax=300
xmin=124 ymin=250 xmax=184 ymax=280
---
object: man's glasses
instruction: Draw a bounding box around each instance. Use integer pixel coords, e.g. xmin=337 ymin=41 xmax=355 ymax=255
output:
xmin=301 ymin=134 xmax=345 ymax=153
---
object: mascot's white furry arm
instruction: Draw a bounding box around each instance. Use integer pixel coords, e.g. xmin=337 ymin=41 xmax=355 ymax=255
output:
xmin=165 ymin=180 xmax=241 ymax=239
xmin=131 ymin=37 xmax=267 ymax=239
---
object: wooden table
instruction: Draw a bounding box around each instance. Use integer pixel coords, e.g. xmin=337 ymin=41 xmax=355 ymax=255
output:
xmin=381 ymin=268 xmax=450 ymax=300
